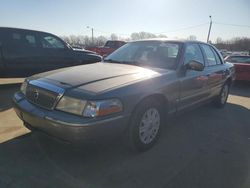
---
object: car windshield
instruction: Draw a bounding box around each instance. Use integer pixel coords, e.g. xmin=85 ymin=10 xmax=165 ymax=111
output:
xmin=104 ymin=41 xmax=181 ymax=69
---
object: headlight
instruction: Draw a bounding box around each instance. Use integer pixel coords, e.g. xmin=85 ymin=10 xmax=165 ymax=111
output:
xmin=83 ymin=99 xmax=123 ymax=117
xmin=20 ymin=81 xmax=28 ymax=95
xmin=56 ymin=96 xmax=86 ymax=116
xmin=56 ymin=97 xmax=123 ymax=117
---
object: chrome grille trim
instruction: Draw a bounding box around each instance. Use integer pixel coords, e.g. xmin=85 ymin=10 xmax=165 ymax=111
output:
xmin=29 ymin=80 xmax=65 ymax=94
xmin=26 ymin=80 xmax=65 ymax=110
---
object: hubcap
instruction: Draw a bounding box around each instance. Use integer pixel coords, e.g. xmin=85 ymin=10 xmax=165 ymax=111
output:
xmin=139 ymin=108 xmax=160 ymax=144
xmin=221 ymin=85 xmax=229 ymax=104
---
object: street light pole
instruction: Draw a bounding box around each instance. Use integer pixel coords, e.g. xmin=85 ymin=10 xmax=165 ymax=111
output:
xmin=87 ymin=26 xmax=94 ymax=44
xmin=91 ymin=28 xmax=94 ymax=44
xmin=207 ymin=15 xmax=212 ymax=43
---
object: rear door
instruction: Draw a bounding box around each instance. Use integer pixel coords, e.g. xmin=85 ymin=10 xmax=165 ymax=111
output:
xmin=2 ymin=29 xmax=44 ymax=77
xmin=200 ymin=44 xmax=226 ymax=97
xmin=179 ymin=43 xmax=210 ymax=110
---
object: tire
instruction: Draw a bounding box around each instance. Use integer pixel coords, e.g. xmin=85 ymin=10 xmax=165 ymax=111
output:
xmin=214 ymin=83 xmax=230 ymax=108
xmin=125 ymin=98 xmax=164 ymax=152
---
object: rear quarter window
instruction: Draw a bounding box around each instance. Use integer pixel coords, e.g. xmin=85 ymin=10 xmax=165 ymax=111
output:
xmin=7 ymin=31 xmax=38 ymax=48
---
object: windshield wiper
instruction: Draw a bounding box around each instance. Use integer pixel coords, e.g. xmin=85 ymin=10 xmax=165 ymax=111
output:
xmin=103 ymin=59 xmax=141 ymax=66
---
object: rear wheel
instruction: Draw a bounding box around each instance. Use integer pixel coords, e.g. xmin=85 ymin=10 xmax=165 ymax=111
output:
xmin=214 ymin=83 xmax=230 ymax=108
xmin=125 ymin=98 xmax=164 ymax=152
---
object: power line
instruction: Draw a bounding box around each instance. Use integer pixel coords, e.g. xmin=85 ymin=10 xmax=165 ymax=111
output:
xmin=82 ymin=21 xmax=250 ymax=38
xmin=214 ymin=22 xmax=250 ymax=28
xmin=154 ymin=22 xmax=209 ymax=34
xmin=84 ymin=23 xmax=210 ymax=37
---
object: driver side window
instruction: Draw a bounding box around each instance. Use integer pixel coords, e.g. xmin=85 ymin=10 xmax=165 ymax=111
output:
xmin=183 ymin=43 xmax=204 ymax=65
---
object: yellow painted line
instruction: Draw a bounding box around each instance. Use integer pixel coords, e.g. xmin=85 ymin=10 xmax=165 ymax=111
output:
xmin=0 ymin=108 xmax=30 ymax=143
xmin=0 ymin=78 xmax=25 ymax=85
xmin=228 ymin=94 xmax=250 ymax=110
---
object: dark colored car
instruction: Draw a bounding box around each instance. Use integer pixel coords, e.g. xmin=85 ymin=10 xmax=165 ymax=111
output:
xmin=0 ymin=27 xmax=102 ymax=78
xmin=13 ymin=39 xmax=235 ymax=151
xmin=86 ymin=40 xmax=126 ymax=56
xmin=224 ymin=55 xmax=250 ymax=81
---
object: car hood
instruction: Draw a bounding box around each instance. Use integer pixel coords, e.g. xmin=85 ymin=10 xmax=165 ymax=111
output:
xmin=33 ymin=63 xmax=165 ymax=93
xmin=73 ymin=48 xmax=97 ymax=54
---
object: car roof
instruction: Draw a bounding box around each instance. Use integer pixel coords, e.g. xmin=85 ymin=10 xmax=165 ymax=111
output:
xmin=0 ymin=27 xmax=56 ymax=36
xmin=106 ymin=40 xmax=126 ymax=42
xmin=130 ymin=38 xmax=209 ymax=45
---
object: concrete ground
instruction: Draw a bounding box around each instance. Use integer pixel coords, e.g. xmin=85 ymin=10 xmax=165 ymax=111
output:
xmin=0 ymin=81 xmax=249 ymax=188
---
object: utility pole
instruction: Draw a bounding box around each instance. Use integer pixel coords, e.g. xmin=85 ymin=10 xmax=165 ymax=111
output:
xmin=207 ymin=15 xmax=212 ymax=43
xmin=91 ymin=28 xmax=94 ymax=44
xmin=87 ymin=26 xmax=94 ymax=44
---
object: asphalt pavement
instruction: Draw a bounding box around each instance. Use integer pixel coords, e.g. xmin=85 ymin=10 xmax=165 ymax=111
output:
xmin=0 ymin=81 xmax=249 ymax=188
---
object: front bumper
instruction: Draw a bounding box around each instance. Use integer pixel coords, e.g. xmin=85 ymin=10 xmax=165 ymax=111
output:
xmin=12 ymin=92 xmax=130 ymax=142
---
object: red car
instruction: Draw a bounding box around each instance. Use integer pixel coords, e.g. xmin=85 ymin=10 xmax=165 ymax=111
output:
xmin=225 ymin=55 xmax=250 ymax=81
xmin=87 ymin=40 xmax=126 ymax=56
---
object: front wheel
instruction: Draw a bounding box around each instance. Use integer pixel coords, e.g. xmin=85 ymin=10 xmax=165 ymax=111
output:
xmin=214 ymin=83 xmax=230 ymax=108
xmin=125 ymin=98 xmax=163 ymax=152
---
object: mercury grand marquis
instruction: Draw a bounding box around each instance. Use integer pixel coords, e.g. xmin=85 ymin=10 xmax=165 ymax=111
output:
xmin=13 ymin=39 xmax=235 ymax=151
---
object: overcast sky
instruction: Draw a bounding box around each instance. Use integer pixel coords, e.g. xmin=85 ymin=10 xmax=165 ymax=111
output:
xmin=1 ymin=0 xmax=249 ymax=42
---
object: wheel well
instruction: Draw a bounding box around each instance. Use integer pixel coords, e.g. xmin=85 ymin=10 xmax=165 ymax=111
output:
xmin=136 ymin=94 xmax=168 ymax=112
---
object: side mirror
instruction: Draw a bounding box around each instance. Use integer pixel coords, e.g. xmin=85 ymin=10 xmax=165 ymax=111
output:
xmin=185 ymin=60 xmax=204 ymax=71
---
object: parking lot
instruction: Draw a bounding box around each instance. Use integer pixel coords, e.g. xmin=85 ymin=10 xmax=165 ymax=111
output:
xmin=0 ymin=81 xmax=250 ymax=188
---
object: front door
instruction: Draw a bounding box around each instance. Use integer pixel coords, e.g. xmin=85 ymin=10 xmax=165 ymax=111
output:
xmin=178 ymin=43 xmax=209 ymax=110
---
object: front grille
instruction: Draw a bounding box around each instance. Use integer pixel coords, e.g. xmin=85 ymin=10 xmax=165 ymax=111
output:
xmin=25 ymin=80 xmax=64 ymax=110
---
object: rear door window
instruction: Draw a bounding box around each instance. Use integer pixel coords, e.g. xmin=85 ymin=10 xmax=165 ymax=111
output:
xmin=211 ymin=47 xmax=223 ymax=65
xmin=200 ymin=44 xmax=217 ymax=66
xmin=25 ymin=35 xmax=37 ymax=47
